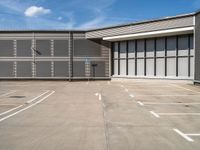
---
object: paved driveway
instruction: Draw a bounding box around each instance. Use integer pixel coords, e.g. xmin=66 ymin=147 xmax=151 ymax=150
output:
xmin=0 ymin=79 xmax=200 ymax=150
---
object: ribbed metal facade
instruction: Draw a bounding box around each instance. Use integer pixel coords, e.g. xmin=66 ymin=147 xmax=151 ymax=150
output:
xmin=194 ymin=13 xmax=200 ymax=83
xmin=0 ymin=32 xmax=110 ymax=79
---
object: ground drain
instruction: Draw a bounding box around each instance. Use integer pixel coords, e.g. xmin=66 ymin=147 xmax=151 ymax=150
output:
xmin=9 ymin=96 xmax=26 ymax=98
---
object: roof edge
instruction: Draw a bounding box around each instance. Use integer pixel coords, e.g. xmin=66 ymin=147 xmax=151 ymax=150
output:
xmin=86 ymin=12 xmax=195 ymax=32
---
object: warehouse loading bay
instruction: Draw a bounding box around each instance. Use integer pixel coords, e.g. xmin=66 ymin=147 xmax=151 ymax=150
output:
xmin=0 ymin=80 xmax=200 ymax=150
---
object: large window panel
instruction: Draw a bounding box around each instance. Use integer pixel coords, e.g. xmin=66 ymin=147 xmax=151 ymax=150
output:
xmin=167 ymin=58 xmax=176 ymax=76
xmin=120 ymin=41 xmax=126 ymax=58
xmin=190 ymin=36 xmax=194 ymax=56
xmin=128 ymin=59 xmax=135 ymax=76
xmin=156 ymin=38 xmax=165 ymax=57
xmin=128 ymin=41 xmax=135 ymax=58
xmin=167 ymin=36 xmax=176 ymax=56
xmin=114 ymin=60 xmax=118 ymax=75
xmin=190 ymin=57 xmax=194 ymax=77
xmin=146 ymin=59 xmax=154 ymax=76
xmin=137 ymin=40 xmax=145 ymax=57
xmin=178 ymin=35 xmax=188 ymax=56
xmin=178 ymin=58 xmax=188 ymax=77
xmin=137 ymin=59 xmax=144 ymax=76
xmin=0 ymin=40 xmax=14 ymax=57
xmin=146 ymin=39 xmax=154 ymax=57
xmin=156 ymin=58 xmax=165 ymax=77
xmin=120 ymin=59 xmax=126 ymax=75
xmin=114 ymin=42 xmax=118 ymax=58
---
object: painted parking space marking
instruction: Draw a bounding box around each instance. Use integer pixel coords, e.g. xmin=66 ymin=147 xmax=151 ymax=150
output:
xmin=158 ymin=113 xmax=200 ymax=116
xmin=170 ymin=84 xmax=200 ymax=94
xmin=26 ymin=90 xmax=50 ymax=104
xmin=133 ymin=94 xmax=200 ymax=97
xmin=150 ymin=111 xmax=200 ymax=118
xmin=0 ymin=91 xmax=17 ymax=98
xmin=136 ymin=102 xmax=200 ymax=105
xmin=150 ymin=111 xmax=160 ymax=118
xmin=173 ymin=128 xmax=194 ymax=142
xmin=129 ymin=94 xmax=134 ymax=98
xmin=0 ymin=105 xmax=23 ymax=116
xmin=95 ymin=93 xmax=102 ymax=100
xmin=0 ymin=90 xmax=55 ymax=123
xmin=124 ymin=88 xmax=129 ymax=92
xmin=137 ymin=101 xmax=144 ymax=106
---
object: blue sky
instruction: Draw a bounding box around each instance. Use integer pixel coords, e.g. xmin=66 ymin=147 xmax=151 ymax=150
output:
xmin=0 ymin=0 xmax=199 ymax=30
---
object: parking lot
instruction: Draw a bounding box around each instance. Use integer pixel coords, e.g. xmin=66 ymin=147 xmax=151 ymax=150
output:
xmin=0 ymin=79 xmax=200 ymax=150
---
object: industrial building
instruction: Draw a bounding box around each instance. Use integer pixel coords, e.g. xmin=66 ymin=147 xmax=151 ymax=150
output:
xmin=0 ymin=10 xmax=200 ymax=84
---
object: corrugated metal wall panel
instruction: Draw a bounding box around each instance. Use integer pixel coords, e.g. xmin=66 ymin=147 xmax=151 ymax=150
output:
xmin=0 ymin=61 xmax=14 ymax=77
xmin=195 ymin=13 xmax=200 ymax=83
xmin=54 ymin=61 xmax=69 ymax=77
xmin=16 ymin=61 xmax=32 ymax=77
xmin=17 ymin=40 xmax=32 ymax=57
xmin=36 ymin=61 xmax=51 ymax=77
xmin=54 ymin=40 xmax=69 ymax=56
xmin=0 ymin=40 xmax=14 ymax=57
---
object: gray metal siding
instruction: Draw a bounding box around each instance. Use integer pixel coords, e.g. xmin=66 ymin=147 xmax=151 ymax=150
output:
xmin=73 ymin=61 xmax=85 ymax=77
xmin=54 ymin=40 xmax=69 ymax=56
xmin=0 ymin=32 xmax=110 ymax=79
xmin=0 ymin=40 xmax=14 ymax=57
xmin=86 ymin=16 xmax=194 ymax=38
xmin=36 ymin=61 xmax=51 ymax=77
xmin=195 ymin=13 xmax=200 ymax=83
xmin=0 ymin=61 xmax=14 ymax=77
xmin=90 ymin=61 xmax=105 ymax=77
xmin=36 ymin=40 xmax=51 ymax=57
xmin=17 ymin=40 xmax=32 ymax=57
xmin=54 ymin=61 xmax=69 ymax=77
xmin=16 ymin=61 xmax=32 ymax=77
xmin=74 ymin=39 xmax=101 ymax=57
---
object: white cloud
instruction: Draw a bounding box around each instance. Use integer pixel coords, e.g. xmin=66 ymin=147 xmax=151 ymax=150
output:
xmin=57 ymin=16 xmax=63 ymax=20
xmin=25 ymin=6 xmax=51 ymax=17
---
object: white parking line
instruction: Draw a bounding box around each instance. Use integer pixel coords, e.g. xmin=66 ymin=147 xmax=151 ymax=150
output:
xmin=158 ymin=113 xmax=200 ymax=116
xmin=0 ymin=91 xmax=17 ymax=98
xmin=137 ymin=102 xmax=200 ymax=105
xmin=150 ymin=111 xmax=160 ymax=118
xmin=124 ymin=88 xmax=129 ymax=92
xmin=173 ymin=129 xmax=194 ymax=142
xmin=187 ymin=133 xmax=200 ymax=136
xmin=129 ymin=94 xmax=135 ymax=98
xmin=99 ymin=94 xmax=102 ymax=101
xmin=137 ymin=101 xmax=144 ymax=106
xmin=170 ymin=84 xmax=200 ymax=94
xmin=133 ymin=94 xmax=200 ymax=97
xmin=0 ymin=105 xmax=23 ymax=116
xmin=0 ymin=91 xmax=55 ymax=123
xmin=26 ymin=90 xmax=50 ymax=104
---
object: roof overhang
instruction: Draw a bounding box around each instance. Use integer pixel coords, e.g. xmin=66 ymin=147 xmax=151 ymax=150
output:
xmin=103 ymin=26 xmax=194 ymax=41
